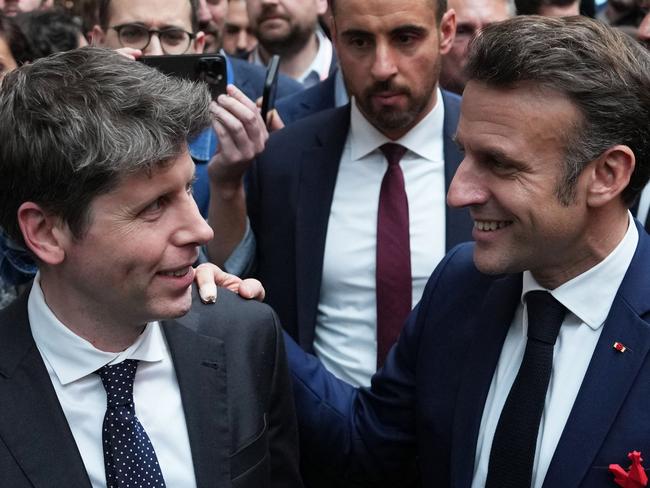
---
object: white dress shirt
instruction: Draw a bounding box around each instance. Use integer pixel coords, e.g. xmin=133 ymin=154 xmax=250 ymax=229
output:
xmin=28 ymin=274 xmax=197 ymax=488
xmin=314 ymin=91 xmax=447 ymax=386
xmin=471 ymin=214 xmax=639 ymax=488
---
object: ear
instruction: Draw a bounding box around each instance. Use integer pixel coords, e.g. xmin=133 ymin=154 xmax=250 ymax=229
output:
xmin=193 ymin=31 xmax=206 ymax=54
xmin=17 ymin=202 xmax=69 ymax=266
xmin=585 ymin=145 xmax=635 ymax=208
xmin=91 ymin=25 xmax=106 ymax=46
xmin=438 ymin=8 xmax=456 ymax=56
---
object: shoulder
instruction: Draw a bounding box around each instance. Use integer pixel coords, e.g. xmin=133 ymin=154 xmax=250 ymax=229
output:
xmin=182 ymin=287 xmax=281 ymax=344
xmin=229 ymin=57 xmax=303 ymax=100
xmin=276 ymin=75 xmax=337 ymax=125
xmin=266 ymin=104 xmax=350 ymax=150
xmin=419 ymin=242 xmax=499 ymax=306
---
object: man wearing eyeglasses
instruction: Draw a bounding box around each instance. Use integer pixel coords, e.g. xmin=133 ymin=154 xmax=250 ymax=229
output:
xmin=91 ymin=0 xmax=303 ymax=219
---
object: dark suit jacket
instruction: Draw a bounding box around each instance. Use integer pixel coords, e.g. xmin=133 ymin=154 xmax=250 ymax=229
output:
xmin=247 ymin=90 xmax=473 ymax=352
xmin=287 ymin=220 xmax=650 ymax=487
xmin=230 ymin=56 xmax=304 ymax=101
xmin=0 ymin=288 xmax=303 ymax=488
xmin=275 ymin=68 xmax=338 ymax=126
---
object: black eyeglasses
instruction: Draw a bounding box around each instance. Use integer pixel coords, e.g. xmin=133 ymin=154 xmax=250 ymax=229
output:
xmin=111 ymin=24 xmax=195 ymax=54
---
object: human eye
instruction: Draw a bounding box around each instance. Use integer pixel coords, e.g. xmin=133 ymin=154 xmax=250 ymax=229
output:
xmin=161 ymin=28 xmax=187 ymax=45
xmin=119 ymin=24 xmax=148 ymax=43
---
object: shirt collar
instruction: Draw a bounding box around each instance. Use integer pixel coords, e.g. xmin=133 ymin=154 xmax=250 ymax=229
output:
xmin=348 ymin=87 xmax=445 ymax=162
xmin=521 ymin=212 xmax=639 ymax=330
xmin=28 ymin=274 xmax=166 ymax=385
xmin=251 ymin=28 xmax=334 ymax=84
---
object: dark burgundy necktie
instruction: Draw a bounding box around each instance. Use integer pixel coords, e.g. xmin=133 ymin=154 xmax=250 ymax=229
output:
xmin=376 ymin=143 xmax=411 ymax=367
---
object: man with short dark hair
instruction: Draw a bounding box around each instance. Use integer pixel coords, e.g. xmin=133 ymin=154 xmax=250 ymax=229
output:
xmin=439 ymin=0 xmax=514 ymax=94
xmin=246 ymin=0 xmax=335 ymax=86
xmin=0 ymin=47 xmax=301 ymax=488
xmin=206 ymin=0 xmax=472 ymax=403
xmin=223 ymin=0 xmax=258 ymax=59
xmin=284 ymin=15 xmax=650 ymax=487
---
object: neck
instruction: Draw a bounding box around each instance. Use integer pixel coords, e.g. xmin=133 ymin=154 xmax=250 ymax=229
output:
xmin=39 ymin=273 xmax=145 ymax=352
xmin=532 ymin=207 xmax=630 ymax=290
xmin=259 ymin=32 xmax=320 ymax=80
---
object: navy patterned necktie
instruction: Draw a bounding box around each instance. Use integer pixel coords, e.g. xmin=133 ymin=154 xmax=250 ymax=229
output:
xmin=486 ymin=291 xmax=567 ymax=488
xmin=97 ymin=359 xmax=166 ymax=488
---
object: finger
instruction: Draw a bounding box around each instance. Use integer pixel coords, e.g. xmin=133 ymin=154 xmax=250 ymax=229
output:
xmin=115 ymin=47 xmax=142 ymax=60
xmin=226 ymin=84 xmax=261 ymax=114
xmin=267 ymin=109 xmax=285 ymax=132
xmin=195 ymin=264 xmax=221 ymax=304
xmin=239 ymin=278 xmax=266 ymax=301
xmin=212 ymin=102 xmax=267 ymax=160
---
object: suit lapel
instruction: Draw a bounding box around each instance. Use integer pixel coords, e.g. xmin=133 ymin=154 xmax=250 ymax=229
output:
xmin=450 ymin=274 xmax=522 ymax=488
xmin=0 ymin=293 xmax=91 ymax=488
xmin=441 ymin=90 xmax=473 ymax=250
xmin=163 ymin=303 xmax=230 ymax=488
xmin=544 ymin=229 xmax=650 ymax=487
xmin=294 ymin=105 xmax=351 ymax=350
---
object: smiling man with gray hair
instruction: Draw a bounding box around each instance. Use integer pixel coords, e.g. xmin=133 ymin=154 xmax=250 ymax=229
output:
xmin=0 ymin=47 xmax=301 ymax=488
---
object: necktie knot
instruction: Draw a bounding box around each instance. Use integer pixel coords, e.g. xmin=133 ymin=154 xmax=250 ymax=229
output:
xmin=380 ymin=143 xmax=407 ymax=167
xmin=525 ymin=290 xmax=566 ymax=345
xmin=96 ymin=359 xmax=138 ymax=408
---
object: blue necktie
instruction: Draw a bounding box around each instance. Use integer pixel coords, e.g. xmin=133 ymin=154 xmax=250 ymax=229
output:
xmin=97 ymin=359 xmax=166 ymax=488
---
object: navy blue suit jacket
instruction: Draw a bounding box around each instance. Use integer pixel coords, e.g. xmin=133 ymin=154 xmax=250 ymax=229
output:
xmin=287 ymin=221 xmax=650 ymax=487
xmin=247 ymin=90 xmax=473 ymax=352
xmin=275 ymin=69 xmax=338 ymax=126
xmin=230 ymin=56 xmax=304 ymax=101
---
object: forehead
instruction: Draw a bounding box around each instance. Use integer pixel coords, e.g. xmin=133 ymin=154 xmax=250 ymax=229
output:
xmin=107 ymin=0 xmax=193 ymax=30
xmin=457 ymin=81 xmax=578 ymax=156
xmin=451 ymin=0 xmax=510 ymax=23
xmin=334 ymin=0 xmax=437 ymax=32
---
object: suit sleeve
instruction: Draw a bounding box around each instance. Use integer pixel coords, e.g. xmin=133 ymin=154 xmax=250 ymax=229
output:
xmin=286 ymin=245 xmax=472 ymax=486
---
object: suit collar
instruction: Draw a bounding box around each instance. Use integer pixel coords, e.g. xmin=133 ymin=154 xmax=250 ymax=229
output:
xmin=543 ymin=221 xmax=650 ymax=486
xmin=294 ymin=105 xmax=351 ymax=349
xmin=0 ymin=292 xmax=92 ymax=487
xmin=162 ymin=298 xmax=231 ymax=487
xmin=450 ymin=273 xmax=523 ymax=487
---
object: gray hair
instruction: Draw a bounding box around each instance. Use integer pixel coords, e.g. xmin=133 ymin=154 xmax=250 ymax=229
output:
xmin=0 ymin=47 xmax=212 ymax=245
xmin=466 ymin=15 xmax=650 ymax=205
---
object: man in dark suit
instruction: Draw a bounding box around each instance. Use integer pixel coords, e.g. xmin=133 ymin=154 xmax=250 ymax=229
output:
xmin=206 ymin=0 xmax=472 ymax=388
xmin=282 ymin=16 xmax=650 ymax=487
xmin=0 ymin=47 xmax=301 ymax=488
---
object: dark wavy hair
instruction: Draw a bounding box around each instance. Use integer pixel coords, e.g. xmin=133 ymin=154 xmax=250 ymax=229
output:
xmin=466 ymin=15 xmax=650 ymax=205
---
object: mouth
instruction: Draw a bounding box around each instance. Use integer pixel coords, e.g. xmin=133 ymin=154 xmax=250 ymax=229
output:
xmin=157 ymin=264 xmax=193 ymax=278
xmin=473 ymin=219 xmax=513 ymax=232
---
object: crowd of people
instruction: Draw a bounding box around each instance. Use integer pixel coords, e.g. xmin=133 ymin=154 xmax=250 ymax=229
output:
xmin=0 ymin=0 xmax=649 ymax=487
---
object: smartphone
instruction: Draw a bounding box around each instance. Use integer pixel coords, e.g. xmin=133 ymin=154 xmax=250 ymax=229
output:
xmin=139 ymin=54 xmax=227 ymax=100
xmin=261 ymin=55 xmax=281 ymax=123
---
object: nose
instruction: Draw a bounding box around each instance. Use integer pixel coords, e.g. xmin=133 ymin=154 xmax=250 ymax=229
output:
xmin=446 ymin=157 xmax=490 ymax=209
xmin=237 ymin=29 xmax=248 ymax=50
xmin=197 ymin=0 xmax=211 ymax=25
xmin=179 ymin=195 xmax=215 ymax=247
xmin=143 ymin=32 xmax=164 ymax=55
xmin=371 ymin=42 xmax=398 ymax=81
